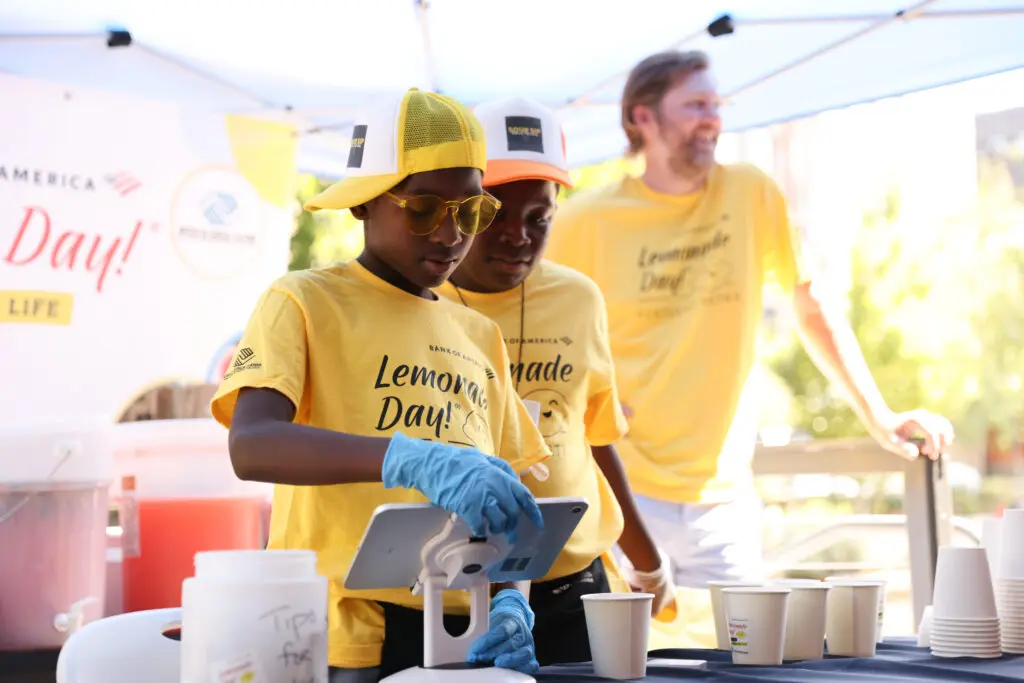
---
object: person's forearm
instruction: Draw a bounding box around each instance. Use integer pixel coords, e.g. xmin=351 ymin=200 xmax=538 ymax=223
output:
xmin=792 ymin=282 xmax=892 ymax=433
xmin=592 ymin=444 xmax=660 ymax=572
xmin=229 ymin=420 xmax=391 ymax=486
xmin=491 ymin=582 xmax=529 ymax=599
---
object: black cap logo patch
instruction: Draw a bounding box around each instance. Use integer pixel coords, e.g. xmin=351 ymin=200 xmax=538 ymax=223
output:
xmin=505 ymin=116 xmax=544 ymax=154
xmin=347 ymin=124 xmax=368 ymax=168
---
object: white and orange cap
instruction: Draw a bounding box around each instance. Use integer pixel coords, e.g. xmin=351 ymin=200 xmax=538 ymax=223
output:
xmin=472 ymin=96 xmax=574 ymax=190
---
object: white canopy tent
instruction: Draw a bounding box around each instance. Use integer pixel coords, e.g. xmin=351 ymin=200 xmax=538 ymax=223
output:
xmin=1 ymin=0 xmax=1023 ymax=177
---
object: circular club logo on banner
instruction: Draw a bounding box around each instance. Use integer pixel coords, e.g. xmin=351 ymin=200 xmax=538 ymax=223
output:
xmin=170 ymin=166 xmax=264 ymax=279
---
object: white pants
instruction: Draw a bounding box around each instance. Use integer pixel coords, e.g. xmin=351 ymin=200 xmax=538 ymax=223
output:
xmin=616 ymin=494 xmax=766 ymax=588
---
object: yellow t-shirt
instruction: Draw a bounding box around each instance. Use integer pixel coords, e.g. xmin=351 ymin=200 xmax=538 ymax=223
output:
xmin=545 ymin=164 xmax=806 ymax=505
xmin=210 ymin=260 xmax=549 ymax=668
xmin=438 ymin=261 xmax=629 ymax=581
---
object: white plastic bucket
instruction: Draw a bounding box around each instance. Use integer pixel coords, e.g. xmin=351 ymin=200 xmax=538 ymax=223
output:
xmin=0 ymin=417 xmax=114 ymax=650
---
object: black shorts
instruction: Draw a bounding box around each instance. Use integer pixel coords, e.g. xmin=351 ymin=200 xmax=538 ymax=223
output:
xmin=351 ymin=556 xmax=611 ymax=677
xmin=530 ymin=556 xmax=611 ymax=666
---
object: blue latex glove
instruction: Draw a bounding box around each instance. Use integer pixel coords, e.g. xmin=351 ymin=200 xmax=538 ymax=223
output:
xmin=381 ymin=432 xmax=543 ymax=543
xmin=467 ymin=589 xmax=539 ymax=673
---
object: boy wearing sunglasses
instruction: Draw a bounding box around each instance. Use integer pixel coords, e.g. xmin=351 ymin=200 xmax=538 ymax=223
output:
xmin=211 ymin=89 xmax=550 ymax=682
xmin=438 ymin=97 xmax=677 ymax=667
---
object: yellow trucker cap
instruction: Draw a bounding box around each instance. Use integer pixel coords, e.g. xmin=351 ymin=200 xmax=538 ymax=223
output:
xmin=305 ymin=89 xmax=488 ymax=211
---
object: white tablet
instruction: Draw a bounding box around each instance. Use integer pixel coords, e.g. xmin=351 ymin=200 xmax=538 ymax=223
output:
xmin=345 ymin=497 xmax=589 ymax=591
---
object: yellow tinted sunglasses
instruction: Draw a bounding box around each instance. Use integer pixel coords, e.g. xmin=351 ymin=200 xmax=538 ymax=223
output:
xmin=383 ymin=192 xmax=501 ymax=236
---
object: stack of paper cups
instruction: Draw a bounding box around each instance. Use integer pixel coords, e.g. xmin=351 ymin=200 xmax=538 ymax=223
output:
xmin=930 ymin=546 xmax=1000 ymax=659
xmin=982 ymin=516 xmax=1003 ymax=592
xmin=997 ymin=509 xmax=1024 ymax=654
xmin=917 ymin=606 xmax=933 ymax=647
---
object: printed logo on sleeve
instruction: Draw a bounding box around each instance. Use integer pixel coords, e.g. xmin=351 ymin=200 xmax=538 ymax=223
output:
xmin=222 ymin=347 xmax=261 ymax=380
xmin=505 ymin=116 xmax=544 ymax=153
xmin=347 ymin=125 xmax=368 ymax=168
xmin=233 ymin=347 xmax=255 ymax=367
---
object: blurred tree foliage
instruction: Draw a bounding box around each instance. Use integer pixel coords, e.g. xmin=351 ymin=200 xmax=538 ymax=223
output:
xmin=767 ymin=159 xmax=1024 ymax=449
xmin=289 ymin=174 xmax=365 ymax=271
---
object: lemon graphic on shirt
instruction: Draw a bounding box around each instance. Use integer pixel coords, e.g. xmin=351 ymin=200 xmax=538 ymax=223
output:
xmin=522 ymin=388 xmax=569 ymax=439
xmin=461 ymin=411 xmax=490 ymax=448
xmin=522 ymin=388 xmax=570 ymax=459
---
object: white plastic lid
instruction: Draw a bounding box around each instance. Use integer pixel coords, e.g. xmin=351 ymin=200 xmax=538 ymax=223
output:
xmin=0 ymin=416 xmax=116 ymax=485
xmin=194 ymin=550 xmax=318 ymax=582
xmin=110 ymin=418 xmax=272 ymax=500
xmin=112 ymin=418 xmax=229 ymax=456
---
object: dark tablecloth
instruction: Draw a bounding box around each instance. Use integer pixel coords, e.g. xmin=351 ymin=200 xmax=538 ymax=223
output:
xmin=6 ymin=639 xmax=1024 ymax=682
xmin=536 ymin=640 xmax=1024 ymax=681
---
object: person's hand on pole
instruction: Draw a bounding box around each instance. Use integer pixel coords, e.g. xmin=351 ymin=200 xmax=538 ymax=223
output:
xmin=874 ymin=409 xmax=955 ymax=461
xmin=382 ymin=432 xmax=543 ymax=543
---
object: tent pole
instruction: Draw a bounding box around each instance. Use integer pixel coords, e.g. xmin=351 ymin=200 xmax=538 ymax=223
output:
xmin=415 ymin=0 xmax=441 ymax=93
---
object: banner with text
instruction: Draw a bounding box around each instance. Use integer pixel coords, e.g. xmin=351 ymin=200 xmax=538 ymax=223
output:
xmin=0 ymin=74 xmax=296 ymax=424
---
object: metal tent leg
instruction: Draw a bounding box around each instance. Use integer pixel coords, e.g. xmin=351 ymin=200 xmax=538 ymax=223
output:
xmin=903 ymin=454 xmax=954 ymax=629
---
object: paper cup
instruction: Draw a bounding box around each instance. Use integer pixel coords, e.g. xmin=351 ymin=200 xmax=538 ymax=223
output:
xmin=518 ymin=399 xmax=550 ymax=481
xmin=932 ymin=546 xmax=998 ymax=619
xmin=708 ymin=580 xmax=763 ymax=650
xmin=781 ymin=584 xmax=831 ymax=660
xmin=581 ymin=593 xmax=653 ymax=680
xmin=522 ymin=399 xmax=541 ymax=425
xmin=826 ymin=582 xmax=884 ymax=657
xmin=827 ymin=576 xmax=886 ymax=642
xmin=767 ymin=578 xmax=823 ymax=587
xmin=722 ymin=587 xmax=790 ymax=666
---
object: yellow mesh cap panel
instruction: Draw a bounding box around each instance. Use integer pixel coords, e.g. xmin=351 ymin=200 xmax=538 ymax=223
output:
xmin=398 ymin=90 xmax=487 ymax=177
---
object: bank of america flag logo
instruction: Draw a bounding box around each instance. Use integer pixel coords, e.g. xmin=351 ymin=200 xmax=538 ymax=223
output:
xmin=106 ymin=171 xmax=142 ymax=197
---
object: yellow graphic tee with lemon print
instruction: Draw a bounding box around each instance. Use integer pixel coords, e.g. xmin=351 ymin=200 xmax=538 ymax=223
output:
xmin=545 ymin=164 xmax=806 ymax=505
xmin=211 ymin=260 xmax=549 ymax=668
xmin=438 ymin=260 xmax=629 ymax=582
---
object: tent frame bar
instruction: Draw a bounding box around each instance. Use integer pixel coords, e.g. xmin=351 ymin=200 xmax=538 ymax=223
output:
xmin=564 ymin=2 xmax=1024 ymax=107
xmin=0 ymin=30 xmax=278 ymax=109
xmin=725 ymin=0 xmax=939 ymax=99
xmin=731 ymin=6 xmax=1024 ymax=26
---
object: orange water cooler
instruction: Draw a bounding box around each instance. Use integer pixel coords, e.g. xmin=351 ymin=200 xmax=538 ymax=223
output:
xmin=110 ymin=419 xmax=273 ymax=613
